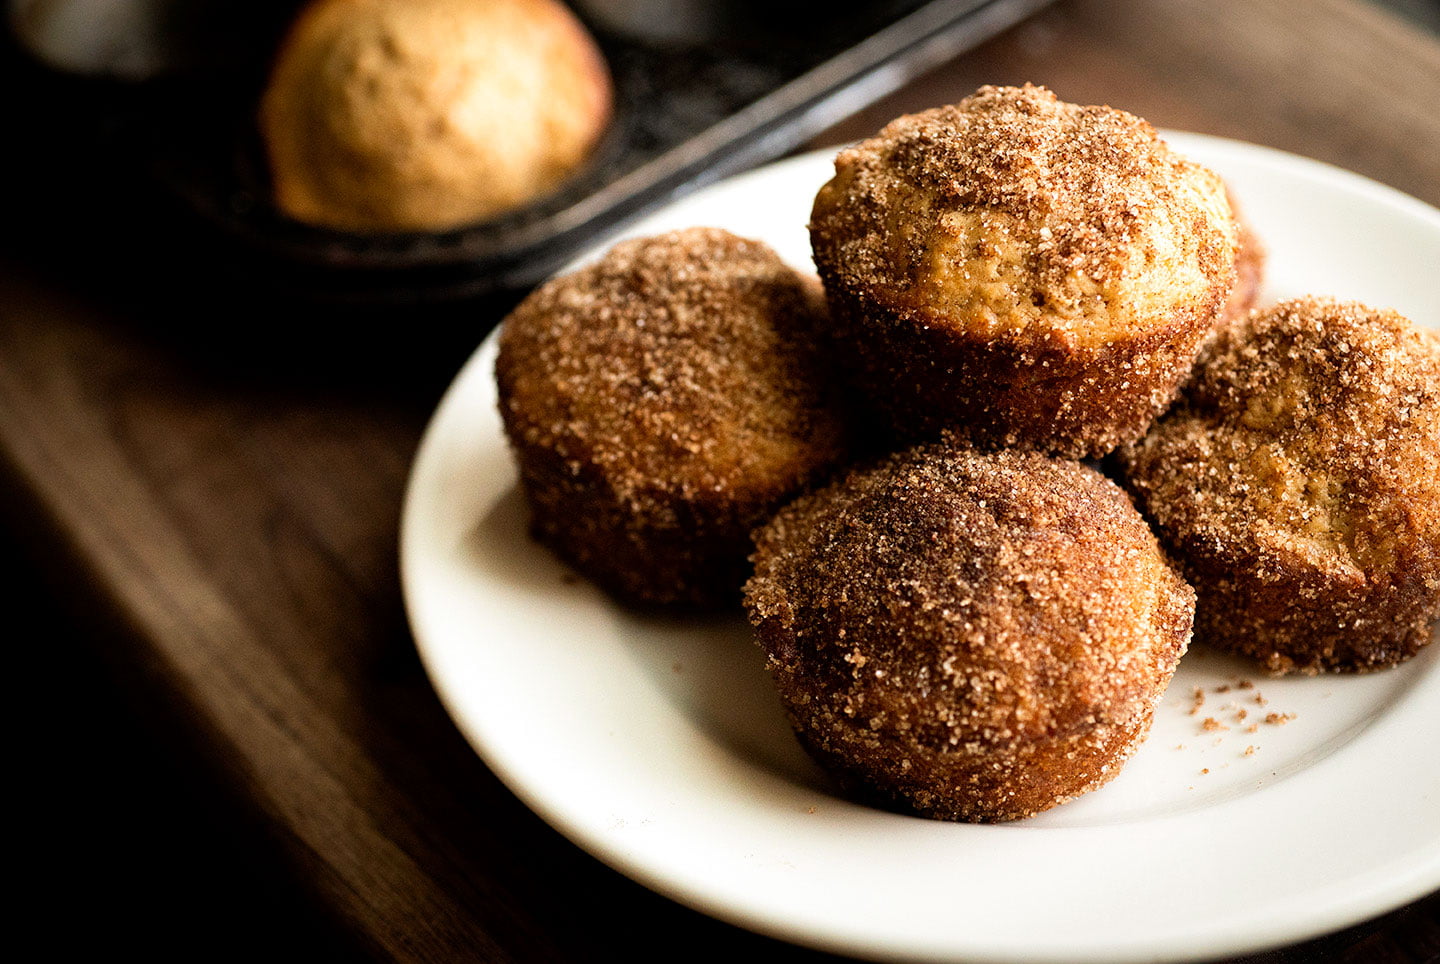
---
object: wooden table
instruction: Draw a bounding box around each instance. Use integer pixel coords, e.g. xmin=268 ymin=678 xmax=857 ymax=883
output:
xmin=6 ymin=0 xmax=1438 ymax=959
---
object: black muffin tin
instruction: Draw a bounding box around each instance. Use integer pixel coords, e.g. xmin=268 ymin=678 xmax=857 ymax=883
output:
xmin=13 ymin=0 xmax=1052 ymax=303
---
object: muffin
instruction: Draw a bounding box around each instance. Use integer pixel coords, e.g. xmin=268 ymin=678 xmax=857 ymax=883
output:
xmin=260 ymin=0 xmax=612 ymax=232
xmin=496 ymin=227 xmax=848 ymax=607
xmin=809 ymin=84 xmax=1240 ymax=458
xmin=745 ymin=442 xmax=1194 ymax=821
xmin=1222 ymin=200 xmax=1266 ymax=329
xmin=1122 ymin=297 xmax=1440 ymax=674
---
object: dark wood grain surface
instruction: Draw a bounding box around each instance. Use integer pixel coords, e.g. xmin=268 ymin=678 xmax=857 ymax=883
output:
xmin=5 ymin=0 xmax=1438 ymax=960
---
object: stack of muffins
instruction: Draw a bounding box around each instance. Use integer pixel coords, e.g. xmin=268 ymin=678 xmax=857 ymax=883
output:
xmin=495 ymin=85 xmax=1440 ymax=822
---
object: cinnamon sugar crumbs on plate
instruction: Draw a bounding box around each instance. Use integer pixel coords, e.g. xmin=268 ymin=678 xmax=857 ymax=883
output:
xmin=1202 ymin=717 xmax=1228 ymax=732
xmin=1265 ymin=712 xmax=1296 ymax=726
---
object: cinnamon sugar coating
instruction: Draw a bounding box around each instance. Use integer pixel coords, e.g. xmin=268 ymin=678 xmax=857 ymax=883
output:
xmin=1221 ymin=196 xmax=1266 ymax=332
xmin=809 ymin=84 xmax=1239 ymax=458
xmin=1122 ymin=297 xmax=1440 ymax=674
xmin=496 ymin=228 xmax=848 ymax=607
xmin=745 ymin=443 xmax=1194 ymax=821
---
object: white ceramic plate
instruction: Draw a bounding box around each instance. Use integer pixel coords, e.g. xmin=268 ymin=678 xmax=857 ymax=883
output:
xmin=400 ymin=134 xmax=1440 ymax=963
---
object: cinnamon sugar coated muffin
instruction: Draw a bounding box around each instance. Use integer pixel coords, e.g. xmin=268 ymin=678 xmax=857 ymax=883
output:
xmin=1222 ymin=201 xmax=1266 ymax=331
xmin=809 ymin=84 xmax=1240 ymax=458
xmin=1122 ymin=297 xmax=1440 ymax=674
xmin=260 ymin=0 xmax=612 ymax=232
xmin=496 ymin=228 xmax=848 ymax=607
xmin=744 ymin=443 xmax=1194 ymax=821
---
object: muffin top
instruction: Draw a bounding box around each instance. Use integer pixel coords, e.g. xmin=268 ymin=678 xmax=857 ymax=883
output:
xmin=260 ymin=0 xmax=612 ymax=232
xmin=745 ymin=443 xmax=1194 ymax=751
xmin=1123 ymin=297 xmax=1440 ymax=586
xmin=496 ymin=228 xmax=847 ymax=521
xmin=810 ymin=84 xmax=1238 ymax=349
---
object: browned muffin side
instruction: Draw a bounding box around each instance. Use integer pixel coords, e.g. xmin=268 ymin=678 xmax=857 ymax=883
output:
xmin=497 ymin=228 xmax=848 ymax=608
xmin=1122 ymin=297 xmax=1440 ymax=673
xmin=745 ymin=442 xmax=1194 ymax=821
xmin=1221 ymin=200 xmax=1266 ymax=331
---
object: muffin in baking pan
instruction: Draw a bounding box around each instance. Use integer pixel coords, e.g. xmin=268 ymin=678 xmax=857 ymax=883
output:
xmin=260 ymin=0 xmax=613 ymax=232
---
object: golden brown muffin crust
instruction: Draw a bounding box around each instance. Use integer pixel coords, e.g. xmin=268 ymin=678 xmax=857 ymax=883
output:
xmin=745 ymin=443 xmax=1194 ymax=821
xmin=261 ymin=0 xmax=612 ymax=232
xmin=1123 ymin=297 xmax=1440 ymax=673
xmin=812 ymin=84 xmax=1237 ymax=348
xmin=497 ymin=227 xmax=848 ymax=607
